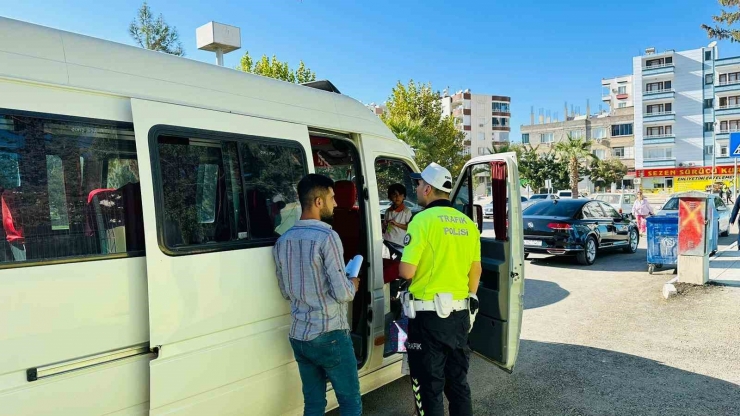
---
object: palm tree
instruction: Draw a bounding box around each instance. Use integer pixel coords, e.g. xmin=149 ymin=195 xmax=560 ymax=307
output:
xmin=554 ymin=134 xmax=597 ymax=199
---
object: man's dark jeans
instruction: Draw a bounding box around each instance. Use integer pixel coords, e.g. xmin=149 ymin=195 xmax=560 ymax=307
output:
xmin=289 ymin=330 xmax=362 ymax=416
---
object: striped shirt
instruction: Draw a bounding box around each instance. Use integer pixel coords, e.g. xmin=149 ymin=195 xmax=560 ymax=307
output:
xmin=273 ymin=219 xmax=356 ymax=341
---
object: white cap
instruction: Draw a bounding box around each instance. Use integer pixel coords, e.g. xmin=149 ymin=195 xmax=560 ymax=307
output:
xmin=410 ymin=162 xmax=453 ymax=192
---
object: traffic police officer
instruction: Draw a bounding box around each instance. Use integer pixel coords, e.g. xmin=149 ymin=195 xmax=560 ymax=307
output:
xmin=399 ymin=162 xmax=482 ymax=416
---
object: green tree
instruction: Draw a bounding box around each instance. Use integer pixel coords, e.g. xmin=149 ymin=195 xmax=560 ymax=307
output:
xmin=381 ymin=80 xmax=468 ymax=174
xmin=589 ymin=158 xmax=628 ymax=189
xmin=702 ymin=0 xmax=740 ymax=42
xmin=129 ymin=2 xmax=184 ymax=56
xmin=554 ymin=135 xmax=597 ymax=199
xmin=237 ymin=52 xmax=316 ymax=83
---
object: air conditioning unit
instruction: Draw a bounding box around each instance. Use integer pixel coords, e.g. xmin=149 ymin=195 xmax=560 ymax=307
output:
xmin=688 ymin=162 xmax=696 ymax=167
xmin=678 ymin=162 xmax=685 ymax=167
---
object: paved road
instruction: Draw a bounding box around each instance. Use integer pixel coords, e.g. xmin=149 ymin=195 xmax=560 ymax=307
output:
xmin=333 ymin=226 xmax=740 ymax=416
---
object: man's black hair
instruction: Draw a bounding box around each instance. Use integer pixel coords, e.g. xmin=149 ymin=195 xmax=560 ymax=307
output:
xmin=387 ymin=183 xmax=406 ymax=198
xmin=297 ymin=174 xmax=335 ymax=211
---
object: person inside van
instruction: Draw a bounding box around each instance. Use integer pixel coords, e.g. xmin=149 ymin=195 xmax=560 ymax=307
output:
xmin=382 ymin=183 xmax=412 ymax=246
xmin=0 ymin=186 xmax=25 ymax=261
xmin=273 ymin=174 xmax=362 ymax=416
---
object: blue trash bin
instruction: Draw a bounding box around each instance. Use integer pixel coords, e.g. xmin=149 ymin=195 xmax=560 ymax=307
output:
xmin=646 ymin=215 xmax=678 ymax=274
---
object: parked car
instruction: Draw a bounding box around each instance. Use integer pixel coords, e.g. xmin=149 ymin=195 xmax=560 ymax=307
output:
xmin=523 ymin=199 xmax=639 ymax=265
xmin=656 ymin=194 xmax=731 ymax=236
xmin=592 ymin=193 xmax=637 ymax=219
xmin=484 ymin=196 xmax=529 ymax=218
xmin=379 ymin=199 xmax=423 ymax=219
xmin=557 ymin=190 xmax=573 ymax=199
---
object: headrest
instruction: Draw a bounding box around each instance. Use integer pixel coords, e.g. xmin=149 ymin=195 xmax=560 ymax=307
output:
xmin=334 ymin=180 xmax=357 ymax=209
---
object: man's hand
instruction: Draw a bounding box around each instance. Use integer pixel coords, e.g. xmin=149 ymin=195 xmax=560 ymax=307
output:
xmin=351 ymin=278 xmax=360 ymax=293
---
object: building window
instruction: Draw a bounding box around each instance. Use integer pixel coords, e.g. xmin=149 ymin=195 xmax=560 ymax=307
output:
xmin=617 ymin=86 xmax=627 ymax=94
xmin=541 ymin=132 xmax=554 ymax=143
xmin=704 ymin=98 xmax=714 ymax=109
xmin=592 ymin=149 xmax=606 ymax=159
xmin=492 ymin=102 xmax=510 ymax=113
xmin=645 ymin=148 xmax=673 ymax=159
xmin=568 ymin=130 xmax=585 ymax=139
xmin=719 ymin=72 xmax=740 ymax=85
xmin=705 ymin=50 xmax=712 ymax=61
xmin=646 ymin=103 xmax=672 ymax=114
xmin=478 ymin=147 xmax=487 ymax=155
xmin=462 ymin=147 xmax=471 ymax=156
xmin=721 ymin=144 xmax=729 ymax=157
xmin=613 ymin=147 xmax=625 ymax=158
xmin=618 ymin=102 xmax=627 ymax=108
xmin=592 ymin=127 xmax=607 ymax=140
xmin=706 ymin=74 xmax=714 ymax=85
xmin=647 ymin=126 xmax=672 ymax=137
xmin=522 ymin=133 xmax=530 ymax=144
xmin=705 ymin=122 xmax=715 ymax=132
xmin=0 ymin=111 xmax=145 ymax=266
xmin=646 ymin=81 xmax=671 ymax=92
xmin=611 ymin=123 xmax=633 ymax=137
xmin=705 ymin=145 xmax=714 ymax=155
xmin=719 ymin=120 xmax=740 ymax=132
xmin=500 ymin=132 xmax=509 ymax=142
xmin=718 ymin=96 xmax=740 ymax=108
xmin=478 ymin=132 xmax=485 ymax=141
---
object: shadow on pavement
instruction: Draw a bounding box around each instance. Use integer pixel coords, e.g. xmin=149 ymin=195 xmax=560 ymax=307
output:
xmin=524 ymin=279 xmax=569 ymax=310
xmin=528 ymin=248 xmax=649 ymax=273
xmin=345 ymin=341 xmax=740 ymax=416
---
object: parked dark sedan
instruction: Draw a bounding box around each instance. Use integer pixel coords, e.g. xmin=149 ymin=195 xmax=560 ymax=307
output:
xmin=522 ymin=199 xmax=639 ymax=265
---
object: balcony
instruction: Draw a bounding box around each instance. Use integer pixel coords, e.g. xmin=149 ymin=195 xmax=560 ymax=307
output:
xmin=643 ymin=111 xmax=675 ymax=123
xmin=715 ymin=104 xmax=740 ymax=118
xmin=452 ymin=107 xmax=471 ymax=118
xmin=643 ymin=158 xmax=676 ymax=167
xmin=642 ymin=62 xmax=675 ymax=75
xmin=643 ymin=134 xmax=675 ymax=145
xmin=715 ymin=79 xmax=740 ymax=94
xmin=643 ymin=89 xmax=675 ymax=101
xmin=602 ymin=94 xmax=611 ymax=102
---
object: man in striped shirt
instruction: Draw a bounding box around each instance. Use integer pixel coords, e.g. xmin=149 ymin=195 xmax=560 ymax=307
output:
xmin=273 ymin=174 xmax=362 ymax=416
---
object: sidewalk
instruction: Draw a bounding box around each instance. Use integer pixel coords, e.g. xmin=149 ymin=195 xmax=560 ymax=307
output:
xmin=710 ymin=241 xmax=740 ymax=287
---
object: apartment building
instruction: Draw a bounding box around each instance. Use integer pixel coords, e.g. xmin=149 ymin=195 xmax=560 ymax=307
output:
xmin=520 ymin=105 xmax=636 ymax=189
xmin=633 ymin=45 xmax=740 ymax=193
xmin=439 ymin=90 xmax=511 ymax=157
xmin=602 ymin=75 xmax=633 ymax=110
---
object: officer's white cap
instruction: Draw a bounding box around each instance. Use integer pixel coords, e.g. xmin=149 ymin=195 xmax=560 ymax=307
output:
xmin=410 ymin=162 xmax=453 ymax=193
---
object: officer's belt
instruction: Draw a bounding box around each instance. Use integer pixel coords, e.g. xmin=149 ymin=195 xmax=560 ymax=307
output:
xmin=413 ymin=299 xmax=468 ymax=312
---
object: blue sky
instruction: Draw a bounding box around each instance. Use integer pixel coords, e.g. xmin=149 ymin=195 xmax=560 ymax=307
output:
xmin=3 ymin=0 xmax=740 ymax=142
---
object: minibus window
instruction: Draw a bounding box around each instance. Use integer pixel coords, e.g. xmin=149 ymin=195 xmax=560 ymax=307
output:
xmin=196 ymin=163 xmax=218 ymax=224
xmin=0 ymin=111 xmax=145 ymax=266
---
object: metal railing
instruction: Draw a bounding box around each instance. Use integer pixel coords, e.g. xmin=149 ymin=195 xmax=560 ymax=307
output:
xmin=644 ymin=88 xmax=674 ymax=95
xmin=717 ymin=128 xmax=740 ymax=134
xmin=642 ymin=63 xmax=675 ymax=70
xmin=643 ymin=157 xmax=676 ymax=161
xmin=644 ymin=134 xmax=675 ymax=139
xmin=717 ymin=103 xmax=740 ymax=110
xmin=644 ymin=111 xmax=675 ymax=116
xmin=717 ymin=79 xmax=740 ymax=87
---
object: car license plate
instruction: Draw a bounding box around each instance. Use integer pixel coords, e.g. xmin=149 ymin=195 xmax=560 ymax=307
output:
xmin=524 ymin=239 xmax=542 ymax=246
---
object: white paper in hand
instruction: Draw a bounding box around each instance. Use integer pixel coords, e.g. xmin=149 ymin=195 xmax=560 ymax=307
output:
xmin=345 ymin=255 xmax=363 ymax=278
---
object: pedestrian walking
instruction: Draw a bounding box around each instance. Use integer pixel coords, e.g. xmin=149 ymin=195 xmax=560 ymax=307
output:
xmin=631 ymin=190 xmax=654 ymax=236
xmin=273 ymin=174 xmax=362 ymax=416
xmin=399 ymin=162 xmax=482 ymax=416
xmin=730 ymin=192 xmax=740 ymax=251
xmin=726 ymin=185 xmax=733 ymax=204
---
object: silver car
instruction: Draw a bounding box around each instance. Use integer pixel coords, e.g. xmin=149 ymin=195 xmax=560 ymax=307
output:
xmin=656 ymin=194 xmax=731 ymax=236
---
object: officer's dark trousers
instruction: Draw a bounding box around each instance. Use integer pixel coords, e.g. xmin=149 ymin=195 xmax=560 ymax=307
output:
xmin=407 ymin=309 xmax=472 ymax=416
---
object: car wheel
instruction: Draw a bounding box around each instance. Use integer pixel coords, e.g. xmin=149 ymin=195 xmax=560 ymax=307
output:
xmin=623 ymin=228 xmax=639 ymax=253
xmin=576 ymin=236 xmax=597 ymax=265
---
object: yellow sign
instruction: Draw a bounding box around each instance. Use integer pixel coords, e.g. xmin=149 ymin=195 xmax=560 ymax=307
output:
xmin=674 ymin=175 xmax=735 ymax=192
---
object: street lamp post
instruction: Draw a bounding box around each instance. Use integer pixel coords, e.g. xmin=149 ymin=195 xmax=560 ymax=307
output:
xmin=709 ymin=41 xmax=718 ymax=187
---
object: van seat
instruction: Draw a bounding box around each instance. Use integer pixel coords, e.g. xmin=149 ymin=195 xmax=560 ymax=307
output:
xmin=332 ymin=180 xmax=360 ymax=263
